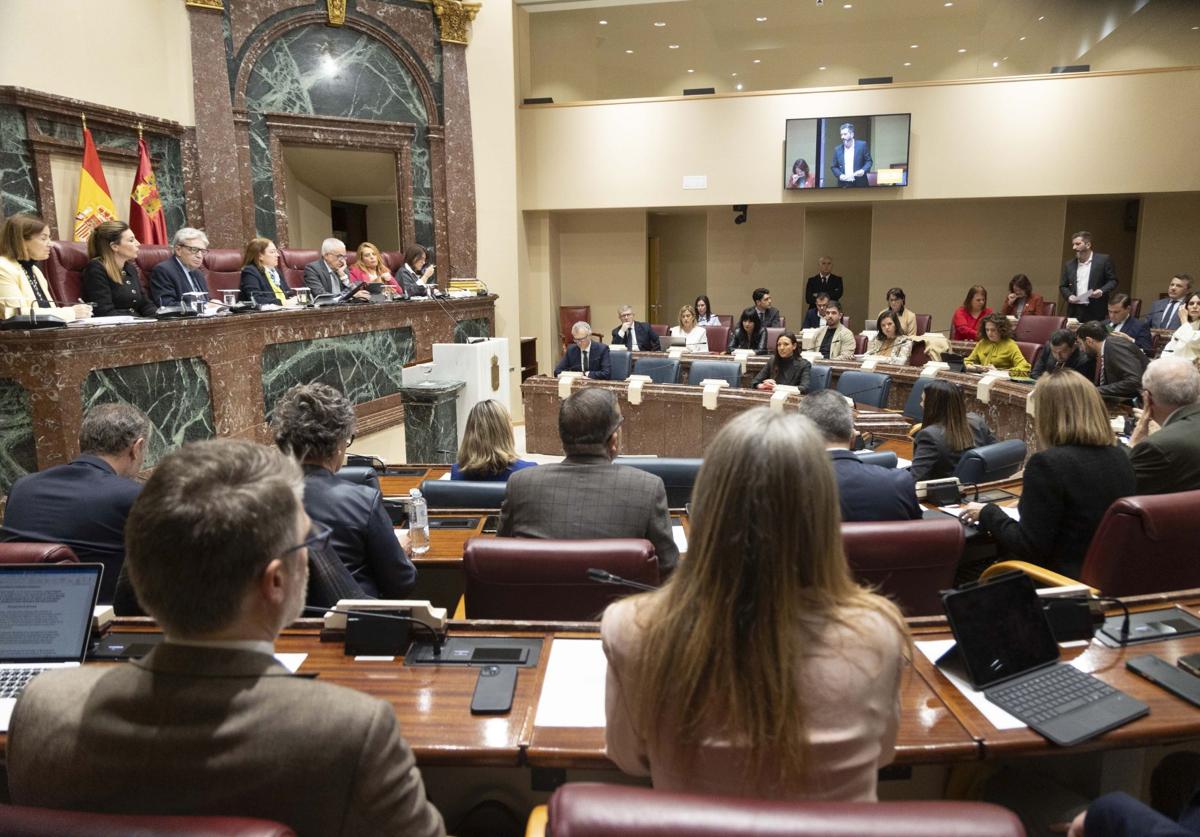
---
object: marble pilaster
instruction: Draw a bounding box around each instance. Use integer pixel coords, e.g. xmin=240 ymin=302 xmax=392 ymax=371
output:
xmin=397 ymin=380 xmax=464 ymax=464
xmin=452 ymin=316 xmax=491 ymax=343
xmin=426 ymin=125 xmax=450 ymax=272
xmin=439 ymin=42 xmax=477 ymax=278
xmin=0 ymin=378 xmax=36 ymax=497
xmin=0 ymin=105 xmax=37 ymax=220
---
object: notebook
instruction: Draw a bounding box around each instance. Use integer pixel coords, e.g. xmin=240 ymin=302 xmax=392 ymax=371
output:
xmin=939 ymin=571 xmax=1147 ymax=746
xmin=0 ymin=563 xmax=103 ymax=731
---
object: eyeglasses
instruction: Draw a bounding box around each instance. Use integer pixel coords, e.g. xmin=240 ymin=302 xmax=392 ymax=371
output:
xmin=282 ymin=522 xmax=333 ymax=556
xmin=181 ymin=245 xmax=209 ymax=256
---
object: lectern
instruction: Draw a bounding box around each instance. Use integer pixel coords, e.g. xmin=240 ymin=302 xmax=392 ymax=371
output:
xmin=405 ymin=338 xmax=511 ymax=444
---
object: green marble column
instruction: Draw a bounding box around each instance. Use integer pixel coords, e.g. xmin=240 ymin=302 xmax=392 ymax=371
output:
xmin=0 ymin=379 xmax=36 ymax=497
xmin=397 ymin=380 xmax=465 ymax=464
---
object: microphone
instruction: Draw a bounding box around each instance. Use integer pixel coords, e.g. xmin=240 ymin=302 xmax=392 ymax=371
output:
xmin=425 ymin=284 xmax=463 ymax=332
xmin=586 ymin=568 xmax=658 ymax=592
xmin=301 ymin=605 xmax=445 ymax=647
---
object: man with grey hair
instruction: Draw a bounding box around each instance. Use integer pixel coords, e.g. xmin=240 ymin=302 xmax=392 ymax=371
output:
xmin=499 ymin=387 xmax=677 ymax=571
xmin=149 ymin=227 xmax=210 ymax=306
xmin=797 ymin=390 xmax=920 ymax=522
xmin=554 ymin=320 xmax=611 ymax=379
xmin=1127 ymin=357 xmax=1200 ymax=495
xmin=303 ymin=237 xmax=370 ymax=300
xmin=611 ymin=305 xmax=661 ymax=352
xmin=0 ymin=403 xmax=151 ymax=602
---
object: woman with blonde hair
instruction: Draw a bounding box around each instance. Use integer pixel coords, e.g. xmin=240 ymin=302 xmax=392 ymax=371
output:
xmin=349 ymin=241 xmax=401 ymax=296
xmin=0 ymin=214 xmax=93 ymax=319
xmin=81 ymin=220 xmax=155 ymax=317
xmin=959 ymin=371 xmax=1135 ymax=577
xmin=602 ymin=408 xmax=908 ymax=801
xmin=239 ymin=237 xmax=294 ymax=305
xmin=669 ymin=304 xmax=708 ymax=352
xmin=451 ymin=399 xmax=536 ymax=481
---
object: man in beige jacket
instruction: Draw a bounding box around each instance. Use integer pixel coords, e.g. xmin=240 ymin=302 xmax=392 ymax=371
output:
xmin=807 ymin=300 xmax=856 ymax=361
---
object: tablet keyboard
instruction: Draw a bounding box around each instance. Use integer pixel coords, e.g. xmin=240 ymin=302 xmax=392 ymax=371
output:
xmin=986 ymin=664 xmax=1115 ymax=725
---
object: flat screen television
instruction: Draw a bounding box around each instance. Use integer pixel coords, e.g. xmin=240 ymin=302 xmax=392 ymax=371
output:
xmin=784 ymin=113 xmax=911 ymax=190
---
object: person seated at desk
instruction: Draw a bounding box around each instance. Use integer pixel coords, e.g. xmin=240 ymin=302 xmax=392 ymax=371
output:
xmin=951 ymin=284 xmax=992 ymax=341
xmin=1161 ymin=291 xmax=1200 ymax=363
xmin=499 ymin=387 xmax=677 ymax=573
xmin=1031 ymin=329 xmax=1095 ymax=380
xmin=1146 ymin=273 xmax=1193 ymax=331
xmin=802 ymin=292 xmax=830 ymax=329
xmin=0 ymin=403 xmax=149 ymax=604
xmin=272 ymin=383 xmax=417 ymax=598
xmin=865 ymin=310 xmax=912 ymax=364
xmin=81 ymin=221 xmax=157 ymax=317
xmin=960 ymin=371 xmax=1135 ymax=579
xmin=753 ymin=331 xmax=810 ymax=392
xmin=727 ymin=307 xmax=767 ymax=354
xmin=0 ymin=213 xmax=91 ymax=321
xmin=349 ymin=241 xmax=400 ymax=296
xmin=1000 ymin=273 xmax=1043 ymax=319
xmin=878 ymin=287 xmax=917 ymax=336
xmin=693 ymin=294 xmax=720 ymax=326
xmin=239 ymin=237 xmax=294 ymax=305
xmin=149 ymin=227 xmax=211 ymax=307
xmin=601 ymin=407 xmax=907 ymax=800
xmin=809 ymin=300 xmax=855 ymax=361
xmin=964 ymin=313 xmax=1031 ymax=377
xmin=798 ymin=390 xmax=920 ymax=522
xmin=910 ymin=379 xmax=996 ymax=482
xmin=1126 ymin=357 xmax=1200 ymax=495
xmin=1106 ymin=293 xmax=1152 ymax=354
xmin=752 ymin=287 xmax=782 ymax=329
xmin=555 ymin=321 xmax=611 ymax=379
xmin=303 ymin=237 xmax=371 ymax=300
xmin=788 ymin=157 xmax=815 ymax=189
xmin=669 ymin=304 xmax=708 ymax=352
xmin=6 ymin=438 xmax=445 ymax=837
xmin=396 ymin=243 xmax=436 ymax=298
xmin=611 ymin=304 xmax=661 ymax=352
xmin=1068 ymin=788 xmax=1200 ymax=837
xmin=451 ymin=399 xmax=537 ymax=482
xmin=1078 ymin=321 xmax=1149 ymax=402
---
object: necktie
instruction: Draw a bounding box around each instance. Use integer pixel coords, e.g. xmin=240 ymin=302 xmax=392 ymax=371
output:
xmin=1095 ymin=347 xmax=1105 ymax=385
xmin=581 ymin=351 xmax=589 ymax=374
xmin=1164 ymin=301 xmax=1178 ymax=329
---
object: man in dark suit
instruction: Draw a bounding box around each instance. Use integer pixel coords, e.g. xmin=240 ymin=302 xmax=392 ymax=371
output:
xmin=148 ymin=227 xmax=210 ymax=306
xmin=798 ymin=391 xmax=920 ymax=522
xmin=7 ymin=440 xmax=445 ymax=837
xmin=1107 ymin=293 xmax=1152 ymax=354
xmin=610 ymin=305 xmax=661 ymax=352
xmin=0 ymin=403 xmax=150 ymax=603
xmin=752 ymin=287 xmax=782 ymax=329
xmin=802 ymin=292 xmax=830 ymax=329
xmin=1068 ymin=790 xmax=1200 ymax=836
xmin=1058 ymin=230 xmax=1118 ymax=322
xmin=1127 ymin=357 xmax=1200 ymax=495
xmin=1030 ymin=329 xmax=1095 ymax=380
xmin=1146 ymin=273 xmax=1194 ymax=331
xmin=1078 ymin=321 xmax=1148 ymax=401
xmin=302 ymin=237 xmax=370 ymax=300
xmin=804 ymin=256 xmax=843 ymax=309
xmin=831 ymin=122 xmax=872 ymax=188
xmin=499 ymin=387 xmax=677 ymax=572
xmin=555 ymin=321 xmax=611 ymax=379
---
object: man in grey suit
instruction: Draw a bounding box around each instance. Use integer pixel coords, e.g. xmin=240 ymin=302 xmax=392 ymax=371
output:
xmin=1078 ymin=321 xmax=1148 ymax=402
xmin=1145 ymin=273 xmax=1193 ymax=331
xmin=303 ymin=237 xmax=370 ymax=300
xmin=499 ymin=387 xmax=678 ymax=572
xmin=7 ymin=439 xmax=444 ymax=837
xmin=1127 ymin=357 xmax=1200 ymax=495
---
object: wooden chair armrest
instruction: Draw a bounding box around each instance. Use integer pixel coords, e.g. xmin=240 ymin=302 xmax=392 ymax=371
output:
xmin=981 ymin=560 xmax=1098 ymax=594
xmin=525 ymin=804 xmax=547 ymax=837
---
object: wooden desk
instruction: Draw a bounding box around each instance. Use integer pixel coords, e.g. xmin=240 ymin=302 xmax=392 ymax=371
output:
xmin=379 ymin=466 xmax=451 ymax=498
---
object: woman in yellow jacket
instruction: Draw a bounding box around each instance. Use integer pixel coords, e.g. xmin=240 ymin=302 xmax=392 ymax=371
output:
xmin=0 ymin=214 xmax=90 ymax=320
xmin=964 ymin=312 xmax=1030 ymax=377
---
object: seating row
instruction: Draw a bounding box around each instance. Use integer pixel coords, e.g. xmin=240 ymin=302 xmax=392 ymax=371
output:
xmin=40 ymin=241 xmax=409 ymax=306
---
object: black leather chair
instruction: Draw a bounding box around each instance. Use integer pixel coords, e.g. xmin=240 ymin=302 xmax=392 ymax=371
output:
xmin=853 ymin=450 xmax=897 ymax=469
xmin=836 ymin=370 xmax=891 ymax=408
xmin=953 ymin=439 xmax=1027 ymax=484
xmin=613 ymin=457 xmax=702 ymax=507
xmin=609 ymin=350 xmax=632 ymax=381
xmin=417 ymin=479 xmax=507 ymax=509
xmin=902 ymin=376 xmax=937 ymax=423
xmin=335 ymin=466 xmax=382 ymax=489
xmin=633 ymin=357 xmax=680 ymax=384
xmin=686 ymin=359 xmax=740 ymax=387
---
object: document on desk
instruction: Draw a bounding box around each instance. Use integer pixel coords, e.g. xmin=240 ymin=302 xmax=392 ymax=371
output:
xmin=938 ymin=504 xmax=1020 ymax=523
xmin=534 ymin=638 xmax=607 ymax=727
xmin=916 ymin=640 xmax=1024 ymax=730
xmin=275 ymin=653 xmax=307 ymax=673
xmin=672 ymin=524 xmax=688 ymax=554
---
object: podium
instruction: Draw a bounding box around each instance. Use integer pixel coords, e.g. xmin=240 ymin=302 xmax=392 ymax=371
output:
xmin=402 ymin=337 xmax=511 ymax=448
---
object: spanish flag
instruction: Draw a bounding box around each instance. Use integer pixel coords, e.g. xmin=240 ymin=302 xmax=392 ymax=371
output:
xmin=73 ymin=126 xmax=117 ymax=242
xmin=129 ymin=136 xmax=167 ymax=245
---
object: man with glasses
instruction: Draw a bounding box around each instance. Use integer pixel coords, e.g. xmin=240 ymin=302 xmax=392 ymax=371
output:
xmin=149 ymin=227 xmax=211 ymax=307
xmin=499 ymin=387 xmax=678 ymax=573
xmin=6 ymin=439 xmax=445 ymax=836
xmin=303 ymin=237 xmax=371 ymax=300
xmin=554 ymin=321 xmax=611 ymax=380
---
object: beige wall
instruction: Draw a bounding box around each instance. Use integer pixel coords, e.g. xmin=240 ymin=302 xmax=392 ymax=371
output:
xmin=704 ymin=204 xmax=805 ymax=328
xmin=557 ymin=210 xmax=647 ymax=335
xmin=1063 ymin=198 xmax=1138 ymax=295
xmin=519 ymin=69 xmax=1200 ymax=210
xmin=802 ymin=208 xmax=873 ymax=328
xmin=1133 ymin=193 xmax=1200 ymax=304
xmin=283 ymin=161 xmax=333 ymax=249
xmin=870 ymin=198 xmax=1068 ymax=335
xmin=365 ymin=202 xmax=400 ymax=252
xmin=648 ymin=213 xmax=707 ymax=325
xmin=0 ymin=0 xmax=194 ymax=125
xmin=518 ymin=210 xmax=560 ymax=380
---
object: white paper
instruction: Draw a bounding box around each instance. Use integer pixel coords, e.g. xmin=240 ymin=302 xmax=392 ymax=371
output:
xmin=915 ymin=640 xmax=1024 ymax=730
xmin=558 ymin=371 xmax=582 ymax=399
xmin=626 ymin=374 xmax=652 ymax=405
xmin=939 ymin=504 xmax=1020 ymax=523
xmin=672 ymin=524 xmax=688 ymax=554
xmin=534 ymin=638 xmax=607 ymax=727
xmin=860 ymin=357 xmax=880 ymax=371
xmin=701 ymin=379 xmax=727 ymax=410
xmin=921 ymin=362 xmax=949 ymax=378
xmin=274 ymin=653 xmax=308 ymax=673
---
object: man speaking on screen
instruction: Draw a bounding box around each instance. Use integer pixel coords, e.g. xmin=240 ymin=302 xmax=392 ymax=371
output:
xmin=831 ymin=122 xmax=872 ymax=188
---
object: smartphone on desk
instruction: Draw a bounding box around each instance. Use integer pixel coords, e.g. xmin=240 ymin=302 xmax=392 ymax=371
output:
xmin=1177 ymin=653 xmax=1200 ymax=678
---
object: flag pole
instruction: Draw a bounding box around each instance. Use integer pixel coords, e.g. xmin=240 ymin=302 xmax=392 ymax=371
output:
xmin=81 ymin=113 xmax=87 ymax=132
xmin=137 ymin=122 xmax=143 ymax=141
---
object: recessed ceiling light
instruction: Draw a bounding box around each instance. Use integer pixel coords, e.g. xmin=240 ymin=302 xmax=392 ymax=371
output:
xmin=625 ymin=49 xmax=634 ymax=54
xmin=1192 ymin=25 xmax=1199 ymax=29
xmin=944 ymin=1 xmax=953 ymax=5
xmin=735 ymin=83 xmax=744 ymax=90
xmin=687 ymin=68 xmax=695 ymax=73
xmin=903 ymin=62 xmax=912 ymax=66
xmin=843 ymin=3 xmax=852 ymax=8
xmin=669 ymin=44 xmax=680 ymax=49
xmin=910 ymin=44 xmax=919 ymax=48
xmin=992 ymin=61 xmax=999 ymax=67
xmin=957 ymin=48 xmax=967 ymax=53
xmin=1038 ymin=15 xmax=1045 ymax=20
xmin=753 ymin=59 xmax=761 ymax=64
xmin=819 ymin=65 xmax=827 ymax=70
xmin=653 ymin=21 xmax=666 ymax=27
xmin=1019 ymin=35 xmax=1026 ymax=40
xmin=731 ymin=72 xmax=738 ymax=77
xmin=598 ymin=19 xmax=607 ymax=25
xmin=756 ymin=16 xmax=767 ymax=22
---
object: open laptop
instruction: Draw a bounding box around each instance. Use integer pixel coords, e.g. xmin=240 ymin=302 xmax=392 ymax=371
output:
xmin=0 ymin=563 xmax=103 ymax=731
xmin=939 ymin=571 xmax=1148 ymax=746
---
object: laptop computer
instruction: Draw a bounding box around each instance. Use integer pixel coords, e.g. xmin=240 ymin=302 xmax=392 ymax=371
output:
xmin=941 ymin=352 xmax=966 ymax=372
xmin=0 ymin=563 xmax=103 ymax=731
xmin=939 ymin=571 xmax=1148 ymax=746
xmin=666 ymin=334 xmax=688 ymax=348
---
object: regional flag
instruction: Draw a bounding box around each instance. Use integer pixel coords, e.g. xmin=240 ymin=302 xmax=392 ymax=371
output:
xmin=73 ymin=126 xmax=117 ymax=242
xmin=129 ymin=136 xmax=167 ymax=245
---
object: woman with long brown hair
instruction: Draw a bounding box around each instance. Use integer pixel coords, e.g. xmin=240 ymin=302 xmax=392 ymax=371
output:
xmin=910 ymin=379 xmax=996 ymax=481
xmin=81 ymin=221 xmax=156 ymax=317
xmin=239 ymin=237 xmax=294 ymax=305
xmin=951 ymin=284 xmax=992 ymax=341
xmin=0 ymin=214 xmax=92 ymax=319
xmin=602 ymin=408 xmax=908 ymax=800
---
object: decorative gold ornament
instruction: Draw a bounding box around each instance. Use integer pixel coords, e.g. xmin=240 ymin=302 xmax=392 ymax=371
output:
xmin=184 ymin=0 xmax=223 ymax=10
xmin=327 ymin=0 xmax=346 ymax=26
xmin=432 ymin=0 xmax=480 ymax=45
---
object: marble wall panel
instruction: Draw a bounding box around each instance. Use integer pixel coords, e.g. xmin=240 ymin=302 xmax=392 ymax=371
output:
xmin=0 ymin=105 xmax=37 ymax=217
xmin=0 ymin=378 xmax=36 ymax=497
xmin=81 ymin=358 xmax=215 ymax=468
xmin=260 ymin=325 xmax=415 ymax=418
xmin=452 ymin=316 xmax=491 ymax=343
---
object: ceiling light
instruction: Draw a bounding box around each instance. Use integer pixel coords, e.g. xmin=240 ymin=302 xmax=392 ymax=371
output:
xmin=843 ymin=3 xmax=852 ymax=7
xmin=1019 ymin=35 xmax=1026 ymax=40
xmin=731 ymin=72 xmax=738 ymax=77
xmin=903 ymin=62 xmax=912 ymax=66
xmin=598 ymin=19 xmax=607 ymax=25
xmin=819 ymin=65 xmax=827 ymax=70
xmin=653 ymin=21 xmax=666 ymax=27
xmin=756 ymin=16 xmax=767 ymax=22
xmin=944 ymin=1 xmax=953 ymax=5
xmin=957 ymin=48 xmax=967 ymax=53
xmin=1038 ymin=15 xmax=1045 ymax=20
xmin=1192 ymin=25 xmax=1199 ymax=29
xmin=736 ymin=83 xmax=744 ymax=90
xmin=669 ymin=44 xmax=680 ymax=49
xmin=910 ymin=44 xmax=919 ymax=48
xmin=687 ymin=68 xmax=695 ymax=73
xmin=992 ymin=61 xmax=999 ymax=67
xmin=625 ymin=49 xmax=634 ymax=54
xmin=753 ymin=59 xmax=761 ymax=63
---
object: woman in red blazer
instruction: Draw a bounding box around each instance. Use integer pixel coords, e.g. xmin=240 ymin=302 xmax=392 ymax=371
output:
xmin=951 ymin=285 xmax=993 ymax=341
xmin=1000 ymin=273 xmax=1044 ymax=318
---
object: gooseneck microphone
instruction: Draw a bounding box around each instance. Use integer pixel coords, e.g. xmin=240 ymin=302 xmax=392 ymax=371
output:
xmin=586 ymin=568 xmax=658 ymax=592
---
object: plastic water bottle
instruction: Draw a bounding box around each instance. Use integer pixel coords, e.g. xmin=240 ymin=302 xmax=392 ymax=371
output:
xmin=408 ymin=488 xmax=430 ymax=555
